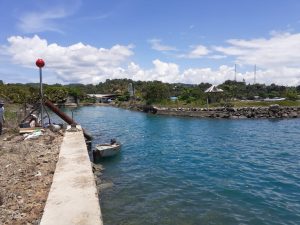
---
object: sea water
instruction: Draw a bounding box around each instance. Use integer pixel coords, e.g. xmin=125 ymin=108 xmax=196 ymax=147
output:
xmin=62 ymin=106 xmax=300 ymax=225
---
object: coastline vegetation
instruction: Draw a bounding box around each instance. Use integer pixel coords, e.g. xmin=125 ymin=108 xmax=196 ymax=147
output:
xmin=0 ymin=79 xmax=299 ymax=108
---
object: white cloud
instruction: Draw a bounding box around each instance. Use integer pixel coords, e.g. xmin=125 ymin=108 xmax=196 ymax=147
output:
xmin=1 ymin=35 xmax=300 ymax=86
xmin=188 ymin=45 xmax=210 ymax=58
xmin=255 ymin=67 xmax=300 ymax=86
xmin=148 ymin=39 xmax=177 ymax=51
xmin=182 ymin=65 xmax=234 ymax=84
xmin=18 ymin=9 xmax=67 ymax=33
xmin=214 ymin=32 xmax=300 ymax=69
xmin=127 ymin=62 xmax=300 ymax=86
xmin=208 ymin=55 xmax=227 ymax=59
xmin=2 ymin=35 xmax=134 ymax=83
xmin=148 ymin=59 xmax=181 ymax=82
xmin=126 ymin=60 xmax=180 ymax=83
xmin=179 ymin=45 xmax=210 ymax=59
xmin=17 ymin=1 xmax=81 ymax=34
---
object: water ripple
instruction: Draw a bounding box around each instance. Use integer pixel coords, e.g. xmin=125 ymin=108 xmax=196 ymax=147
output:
xmin=62 ymin=106 xmax=300 ymax=225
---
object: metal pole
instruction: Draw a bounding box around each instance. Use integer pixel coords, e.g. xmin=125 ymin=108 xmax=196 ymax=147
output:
xmin=40 ymin=67 xmax=44 ymax=127
xmin=254 ymin=64 xmax=256 ymax=84
xmin=44 ymin=99 xmax=93 ymax=140
xmin=234 ymin=64 xmax=237 ymax=81
xmin=206 ymin=97 xmax=209 ymax=109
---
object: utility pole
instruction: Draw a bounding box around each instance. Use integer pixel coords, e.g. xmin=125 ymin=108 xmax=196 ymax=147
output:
xmin=254 ymin=64 xmax=256 ymax=84
xmin=234 ymin=64 xmax=237 ymax=81
xmin=36 ymin=58 xmax=45 ymax=127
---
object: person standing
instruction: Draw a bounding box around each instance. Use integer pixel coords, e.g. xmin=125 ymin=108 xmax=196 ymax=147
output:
xmin=0 ymin=102 xmax=5 ymax=135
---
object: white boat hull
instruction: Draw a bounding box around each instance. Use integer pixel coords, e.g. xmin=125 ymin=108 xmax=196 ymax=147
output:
xmin=93 ymin=144 xmax=121 ymax=159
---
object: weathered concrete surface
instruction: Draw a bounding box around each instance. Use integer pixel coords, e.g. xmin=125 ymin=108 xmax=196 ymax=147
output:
xmin=40 ymin=126 xmax=102 ymax=225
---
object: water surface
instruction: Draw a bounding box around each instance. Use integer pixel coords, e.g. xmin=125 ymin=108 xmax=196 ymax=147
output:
xmin=63 ymin=106 xmax=300 ymax=225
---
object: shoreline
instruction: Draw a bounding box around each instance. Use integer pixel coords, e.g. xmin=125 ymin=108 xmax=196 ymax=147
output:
xmin=61 ymin=102 xmax=300 ymax=119
xmin=153 ymin=105 xmax=300 ymax=119
xmin=112 ymin=103 xmax=300 ymax=119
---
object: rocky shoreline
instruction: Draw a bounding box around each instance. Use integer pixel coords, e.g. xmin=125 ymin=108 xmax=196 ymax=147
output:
xmin=68 ymin=102 xmax=300 ymax=119
xmin=152 ymin=105 xmax=300 ymax=119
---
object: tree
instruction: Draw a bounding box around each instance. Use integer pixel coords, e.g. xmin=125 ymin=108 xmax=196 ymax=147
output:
xmin=67 ymin=87 xmax=84 ymax=102
xmin=142 ymin=81 xmax=170 ymax=104
xmin=285 ymin=89 xmax=299 ymax=101
xmin=45 ymin=86 xmax=68 ymax=103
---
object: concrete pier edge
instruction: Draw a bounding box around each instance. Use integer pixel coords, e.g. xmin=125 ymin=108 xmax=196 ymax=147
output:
xmin=40 ymin=125 xmax=103 ymax=225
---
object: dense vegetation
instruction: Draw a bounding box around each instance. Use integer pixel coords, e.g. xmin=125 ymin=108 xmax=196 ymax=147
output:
xmin=0 ymin=79 xmax=299 ymax=107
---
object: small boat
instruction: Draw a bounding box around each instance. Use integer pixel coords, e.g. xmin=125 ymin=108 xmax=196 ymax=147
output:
xmin=93 ymin=140 xmax=121 ymax=159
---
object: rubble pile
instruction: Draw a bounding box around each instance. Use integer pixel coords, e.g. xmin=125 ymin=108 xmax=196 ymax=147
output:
xmin=0 ymin=129 xmax=63 ymax=225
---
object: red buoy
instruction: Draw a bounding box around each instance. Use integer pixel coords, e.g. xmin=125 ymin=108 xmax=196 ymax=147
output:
xmin=36 ymin=58 xmax=45 ymax=68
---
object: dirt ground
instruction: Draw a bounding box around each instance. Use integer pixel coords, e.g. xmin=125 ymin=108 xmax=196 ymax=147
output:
xmin=0 ymin=129 xmax=64 ymax=225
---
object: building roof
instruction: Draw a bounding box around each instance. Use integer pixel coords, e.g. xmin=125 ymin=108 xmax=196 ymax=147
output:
xmin=87 ymin=94 xmax=119 ymax=98
xmin=205 ymin=85 xmax=224 ymax=93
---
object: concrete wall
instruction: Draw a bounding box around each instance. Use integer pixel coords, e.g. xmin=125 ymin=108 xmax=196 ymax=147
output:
xmin=40 ymin=126 xmax=102 ymax=225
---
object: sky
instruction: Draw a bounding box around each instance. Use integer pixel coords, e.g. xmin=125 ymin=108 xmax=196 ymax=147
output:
xmin=1 ymin=0 xmax=300 ymax=85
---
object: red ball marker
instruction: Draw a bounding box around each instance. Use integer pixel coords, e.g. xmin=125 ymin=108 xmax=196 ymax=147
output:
xmin=36 ymin=58 xmax=45 ymax=68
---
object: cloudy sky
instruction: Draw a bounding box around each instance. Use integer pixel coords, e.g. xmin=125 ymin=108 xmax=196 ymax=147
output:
xmin=0 ymin=0 xmax=300 ymax=85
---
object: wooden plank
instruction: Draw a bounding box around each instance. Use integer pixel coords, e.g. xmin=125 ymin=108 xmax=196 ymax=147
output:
xmin=19 ymin=127 xmax=44 ymax=134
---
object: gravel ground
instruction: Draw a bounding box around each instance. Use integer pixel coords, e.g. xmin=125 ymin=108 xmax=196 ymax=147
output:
xmin=0 ymin=129 xmax=64 ymax=225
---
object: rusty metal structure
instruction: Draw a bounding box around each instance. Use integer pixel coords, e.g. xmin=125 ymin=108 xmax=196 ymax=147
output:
xmin=44 ymin=99 xmax=93 ymax=140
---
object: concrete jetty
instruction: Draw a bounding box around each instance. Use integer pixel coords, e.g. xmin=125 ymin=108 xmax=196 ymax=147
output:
xmin=40 ymin=126 xmax=102 ymax=225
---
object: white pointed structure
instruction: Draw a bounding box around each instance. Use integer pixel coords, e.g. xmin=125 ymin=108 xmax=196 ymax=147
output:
xmin=205 ymin=85 xmax=224 ymax=108
xmin=205 ymin=85 xmax=223 ymax=93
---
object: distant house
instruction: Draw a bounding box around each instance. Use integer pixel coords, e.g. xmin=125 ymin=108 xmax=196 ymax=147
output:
xmin=87 ymin=94 xmax=119 ymax=103
xmin=65 ymin=95 xmax=79 ymax=104
xmin=170 ymin=96 xmax=178 ymax=101
xmin=264 ymin=97 xmax=286 ymax=101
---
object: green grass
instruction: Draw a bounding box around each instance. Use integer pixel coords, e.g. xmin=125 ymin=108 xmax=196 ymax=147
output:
xmin=153 ymin=100 xmax=300 ymax=108
xmin=3 ymin=104 xmax=24 ymax=129
xmin=232 ymin=100 xmax=300 ymax=107
xmin=153 ymin=100 xmax=207 ymax=108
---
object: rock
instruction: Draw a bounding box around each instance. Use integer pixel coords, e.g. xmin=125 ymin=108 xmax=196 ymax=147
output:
xmin=246 ymin=112 xmax=255 ymax=118
xmin=289 ymin=112 xmax=298 ymax=118
xmin=226 ymin=107 xmax=236 ymax=112
xmin=99 ymin=182 xmax=113 ymax=190
xmin=220 ymin=113 xmax=230 ymax=118
xmin=49 ymin=124 xmax=61 ymax=132
xmin=269 ymin=104 xmax=280 ymax=112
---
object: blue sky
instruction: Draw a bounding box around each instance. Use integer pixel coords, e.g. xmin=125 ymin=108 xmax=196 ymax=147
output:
xmin=1 ymin=0 xmax=300 ymax=85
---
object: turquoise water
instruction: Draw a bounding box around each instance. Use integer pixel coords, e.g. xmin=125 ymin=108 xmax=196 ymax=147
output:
xmin=64 ymin=106 xmax=300 ymax=225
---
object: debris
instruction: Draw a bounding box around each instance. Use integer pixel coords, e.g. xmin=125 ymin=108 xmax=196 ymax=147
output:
xmin=49 ymin=124 xmax=61 ymax=132
xmin=34 ymin=171 xmax=42 ymax=177
xmin=3 ymin=134 xmax=16 ymax=141
xmin=0 ymin=129 xmax=63 ymax=224
xmin=19 ymin=127 xmax=44 ymax=134
xmin=24 ymin=130 xmax=43 ymax=140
